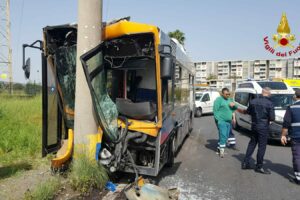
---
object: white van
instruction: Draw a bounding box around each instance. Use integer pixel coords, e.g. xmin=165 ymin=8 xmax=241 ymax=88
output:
xmin=234 ymin=81 xmax=295 ymax=140
xmin=195 ymin=91 xmax=220 ymax=117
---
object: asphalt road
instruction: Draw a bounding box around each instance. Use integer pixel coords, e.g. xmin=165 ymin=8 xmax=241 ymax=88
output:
xmin=156 ymin=115 xmax=300 ymax=200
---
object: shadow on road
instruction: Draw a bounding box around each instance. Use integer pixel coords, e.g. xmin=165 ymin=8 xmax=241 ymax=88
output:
xmin=153 ymin=162 xmax=182 ymax=184
xmin=205 ymin=139 xmax=218 ymax=152
xmin=232 ymin=153 xmax=294 ymax=180
xmin=0 ymin=162 xmax=32 ymax=180
xmin=235 ymin=128 xmax=288 ymax=147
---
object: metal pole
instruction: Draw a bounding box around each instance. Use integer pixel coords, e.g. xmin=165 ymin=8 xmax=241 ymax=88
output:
xmin=74 ymin=0 xmax=102 ymax=149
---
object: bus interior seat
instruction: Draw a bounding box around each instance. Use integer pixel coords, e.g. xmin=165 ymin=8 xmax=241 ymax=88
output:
xmin=116 ymin=98 xmax=156 ymax=120
xmin=135 ymin=88 xmax=157 ymax=102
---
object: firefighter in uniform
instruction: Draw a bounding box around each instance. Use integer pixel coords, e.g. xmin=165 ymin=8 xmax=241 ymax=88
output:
xmin=281 ymin=89 xmax=300 ymax=185
xmin=240 ymin=87 xmax=275 ymax=174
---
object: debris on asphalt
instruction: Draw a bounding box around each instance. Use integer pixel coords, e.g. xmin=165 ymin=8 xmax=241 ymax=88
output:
xmin=125 ymin=183 xmax=180 ymax=200
xmin=102 ymin=184 xmax=127 ymax=200
xmin=105 ymin=181 xmax=117 ymax=192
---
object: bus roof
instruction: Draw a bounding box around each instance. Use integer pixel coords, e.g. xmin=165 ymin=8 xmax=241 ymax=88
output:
xmin=104 ymin=20 xmax=195 ymax=75
xmin=44 ymin=20 xmax=195 ymax=75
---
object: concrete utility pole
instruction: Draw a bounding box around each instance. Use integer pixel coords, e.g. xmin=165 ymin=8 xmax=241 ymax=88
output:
xmin=74 ymin=0 xmax=102 ymax=151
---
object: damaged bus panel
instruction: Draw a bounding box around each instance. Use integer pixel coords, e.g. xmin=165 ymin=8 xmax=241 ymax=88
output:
xmin=24 ymin=19 xmax=195 ymax=176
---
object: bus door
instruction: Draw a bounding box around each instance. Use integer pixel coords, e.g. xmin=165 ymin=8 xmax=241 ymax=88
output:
xmin=42 ymin=54 xmax=64 ymax=156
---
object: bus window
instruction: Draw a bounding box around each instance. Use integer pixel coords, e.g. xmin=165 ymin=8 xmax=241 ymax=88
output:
xmin=181 ymin=68 xmax=190 ymax=104
xmin=174 ymin=65 xmax=182 ymax=105
xmin=162 ymin=79 xmax=173 ymax=105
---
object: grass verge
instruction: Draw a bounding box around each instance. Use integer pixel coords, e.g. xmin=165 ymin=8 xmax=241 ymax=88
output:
xmin=24 ymin=177 xmax=61 ymax=200
xmin=69 ymin=153 xmax=109 ymax=194
xmin=0 ymin=94 xmax=42 ymax=165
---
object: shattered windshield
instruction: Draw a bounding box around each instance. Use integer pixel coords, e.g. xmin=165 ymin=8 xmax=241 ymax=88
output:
xmin=83 ymin=49 xmax=119 ymax=142
xmin=54 ymin=45 xmax=76 ymax=128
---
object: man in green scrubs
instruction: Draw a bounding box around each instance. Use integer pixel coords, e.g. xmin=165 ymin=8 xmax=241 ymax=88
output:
xmin=213 ymin=88 xmax=238 ymax=157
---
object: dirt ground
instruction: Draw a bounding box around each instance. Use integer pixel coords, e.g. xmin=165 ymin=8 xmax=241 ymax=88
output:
xmin=0 ymin=163 xmax=51 ymax=200
xmin=0 ymin=162 xmax=127 ymax=200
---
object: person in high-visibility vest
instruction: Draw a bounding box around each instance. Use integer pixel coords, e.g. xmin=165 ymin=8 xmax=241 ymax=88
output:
xmin=281 ymin=89 xmax=300 ymax=185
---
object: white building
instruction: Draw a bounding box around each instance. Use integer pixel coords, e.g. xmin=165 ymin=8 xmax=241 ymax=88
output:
xmin=194 ymin=57 xmax=300 ymax=90
xmin=217 ymin=61 xmax=230 ymax=80
xmin=194 ymin=62 xmax=217 ymax=84
xmin=268 ymin=59 xmax=287 ymax=79
xmin=253 ymin=60 xmax=267 ymax=80
xmin=294 ymin=58 xmax=300 ymax=78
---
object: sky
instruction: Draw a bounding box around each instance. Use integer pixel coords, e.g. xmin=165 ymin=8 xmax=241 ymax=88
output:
xmin=6 ymin=0 xmax=300 ymax=83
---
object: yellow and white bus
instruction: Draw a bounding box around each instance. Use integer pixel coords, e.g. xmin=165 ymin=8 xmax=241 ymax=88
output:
xmin=23 ymin=19 xmax=195 ymax=176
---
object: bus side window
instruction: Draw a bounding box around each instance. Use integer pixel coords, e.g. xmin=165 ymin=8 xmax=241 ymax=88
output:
xmin=174 ymin=65 xmax=182 ymax=105
xmin=162 ymin=79 xmax=173 ymax=105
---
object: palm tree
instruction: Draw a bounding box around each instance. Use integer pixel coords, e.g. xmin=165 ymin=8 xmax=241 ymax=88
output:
xmin=168 ymin=30 xmax=185 ymax=45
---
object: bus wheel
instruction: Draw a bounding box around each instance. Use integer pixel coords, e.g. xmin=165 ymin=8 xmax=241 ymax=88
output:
xmin=188 ymin=114 xmax=193 ymax=134
xmin=166 ymin=136 xmax=176 ymax=167
xmin=195 ymin=108 xmax=202 ymax=117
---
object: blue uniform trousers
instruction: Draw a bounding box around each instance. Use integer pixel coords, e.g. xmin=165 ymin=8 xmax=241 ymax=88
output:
xmin=227 ymin=128 xmax=236 ymax=147
xmin=217 ymin=121 xmax=231 ymax=150
xmin=291 ymin=140 xmax=300 ymax=181
xmin=244 ymin=128 xmax=268 ymax=168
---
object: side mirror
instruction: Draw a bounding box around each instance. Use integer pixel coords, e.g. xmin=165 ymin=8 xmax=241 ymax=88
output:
xmin=21 ymin=40 xmax=43 ymax=80
xmin=159 ymin=45 xmax=172 ymax=55
xmin=160 ymin=56 xmax=173 ymax=79
xmin=23 ymin=58 xmax=31 ymax=79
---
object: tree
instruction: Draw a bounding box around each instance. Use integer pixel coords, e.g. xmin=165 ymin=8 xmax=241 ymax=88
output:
xmin=13 ymin=83 xmax=25 ymax=91
xmin=207 ymin=74 xmax=217 ymax=80
xmin=168 ymin=29 xmax=185 ymax=45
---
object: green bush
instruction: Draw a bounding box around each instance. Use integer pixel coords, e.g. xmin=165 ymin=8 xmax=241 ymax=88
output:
xmin=24 ymin=177 xmax=61 ymax=200
xmin=69 ymin=154 xmax=108 ymax=194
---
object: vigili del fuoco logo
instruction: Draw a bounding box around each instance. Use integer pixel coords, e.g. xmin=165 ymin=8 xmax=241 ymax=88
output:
xmin=264 ymin=13 xmax=300 ymax=57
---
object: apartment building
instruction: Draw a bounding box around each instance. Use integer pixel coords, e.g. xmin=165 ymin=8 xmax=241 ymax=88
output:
xmin=230 ymin=60 xmax=243 ymax=79
xmin=216 ymin=79 xmax=234 ymax=91
xmin=194 ymin=62 xmax=217 ymax=84
xmin=194 ymin=57 xmax=300 ymax=90
xmin=268 ymin=59 xmax=287 ymax=79
xmin=217 ymin=61 xmax=230 ymax=80
xmin=294 ymin=58 xmax=300 ymax=78
xmin=252 ymin=60 xmax=268 ymax=80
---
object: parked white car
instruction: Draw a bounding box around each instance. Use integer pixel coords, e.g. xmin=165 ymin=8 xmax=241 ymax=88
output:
xmin=194 ymin=91 xmax=220 ymax=117
xmin=234 ymin=81 xmax=295 ymax=140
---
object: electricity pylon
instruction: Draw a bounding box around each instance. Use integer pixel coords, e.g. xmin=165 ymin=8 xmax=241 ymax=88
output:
xmin=0 ymin=0 xmax=12 ymax=93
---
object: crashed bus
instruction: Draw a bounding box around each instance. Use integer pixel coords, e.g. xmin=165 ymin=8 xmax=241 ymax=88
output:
xmin=23 ymin=19 xmax=195 ymax=176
